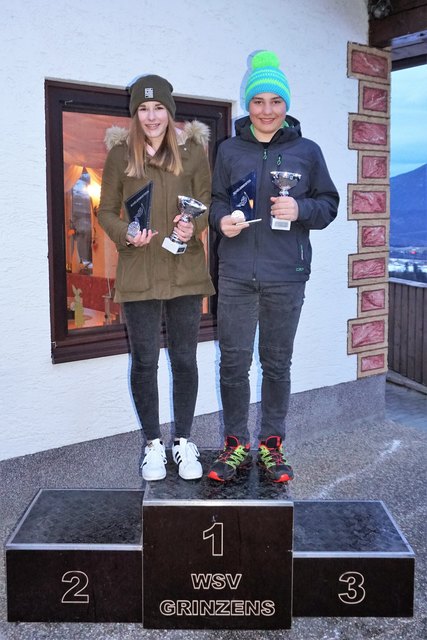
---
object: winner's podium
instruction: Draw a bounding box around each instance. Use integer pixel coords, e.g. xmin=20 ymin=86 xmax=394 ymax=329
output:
xmin=5 ymin=453 xmax=415 ymax=628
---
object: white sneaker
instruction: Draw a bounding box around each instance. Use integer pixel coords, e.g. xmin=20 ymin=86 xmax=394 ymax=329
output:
xmin=172 ymin=438 xmax=203 ymax=480
xmin=141 ymin=439 xmax=167 ymax=481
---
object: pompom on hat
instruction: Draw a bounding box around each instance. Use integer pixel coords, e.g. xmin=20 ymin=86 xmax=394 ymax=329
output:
xmin=244 ymin=51 xmax=291 ymax=111
xmin=128 ymin=74 xmax=176 ymax=118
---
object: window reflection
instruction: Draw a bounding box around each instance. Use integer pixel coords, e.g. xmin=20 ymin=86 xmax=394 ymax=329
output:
xmin=70 ymin=168 xmax=93 ymax=271
xmin=63 ymin=112 xmax=130 ymax=330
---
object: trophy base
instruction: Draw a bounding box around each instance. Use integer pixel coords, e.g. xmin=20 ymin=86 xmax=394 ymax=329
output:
xmin=162 ymin=237 xmax=187 ymax=255
xmin=271 ymin=217 xmax=291 ymax=231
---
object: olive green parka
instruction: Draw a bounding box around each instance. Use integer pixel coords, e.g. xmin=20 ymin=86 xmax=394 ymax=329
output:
xmin=98 ymin=121 xmax=215 ymax=303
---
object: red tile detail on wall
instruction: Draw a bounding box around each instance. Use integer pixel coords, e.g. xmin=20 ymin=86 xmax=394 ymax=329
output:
xmin=352 ymin=257 xmax=386 ymax=280
xmin=351 ymin=319 xmax=385 ymax=348
xmin=352 ymin=120 xmax=387 ymax=145
xmin=361 ymin=288 xmax=386 ymax=312
xmin=360 ymin=352 xmax=385 ymax=372
xmin=352 ymin=190 xmax=387 ymax=214
xmin=362 ymin=86 xmax=388 ymax=112
xmin=361 ymin=155 xmax=387 ymax=179
xmin=362 ymin=225 xmax=386 ymax=247
xmin=351 ymin=51 xmax=389 ymax=79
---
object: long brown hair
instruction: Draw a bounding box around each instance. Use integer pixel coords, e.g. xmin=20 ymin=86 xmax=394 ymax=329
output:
xmin=126 ymin=111 xmax=183 ymax=178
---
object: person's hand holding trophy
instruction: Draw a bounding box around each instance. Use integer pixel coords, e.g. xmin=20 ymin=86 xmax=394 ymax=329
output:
xmin=162 ymin=195 xmax=206 ymax=255
xmin=270 ymin=171 xmax=301 ymax=231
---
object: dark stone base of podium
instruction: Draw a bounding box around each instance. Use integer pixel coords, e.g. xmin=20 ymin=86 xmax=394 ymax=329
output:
xmin=6 ymin=489 xmax=143 ymax=622
xmin=293 ymin=500 xmax=415 ymax=617
xmin=5 ymin=458 xmax=415 ymax=626
xmin=143 ymin=454 xmax=293 ymax=629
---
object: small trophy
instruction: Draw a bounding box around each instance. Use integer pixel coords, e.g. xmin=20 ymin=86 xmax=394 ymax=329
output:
xmin=270 ymin=171 xmax=301 ymax=231
xmin=162 ymin=195 xmax=206 ymax=255
xmin=125 ymin=182 xmax=153 ymax=236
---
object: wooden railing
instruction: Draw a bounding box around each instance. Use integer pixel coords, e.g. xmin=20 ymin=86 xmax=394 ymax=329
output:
xmin=388 ymin=278 xmax=427 ymax=386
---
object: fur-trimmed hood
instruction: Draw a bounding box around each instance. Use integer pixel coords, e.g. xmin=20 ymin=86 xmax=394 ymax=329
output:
xmin=104 ymin=119 xmax=210 ymax=151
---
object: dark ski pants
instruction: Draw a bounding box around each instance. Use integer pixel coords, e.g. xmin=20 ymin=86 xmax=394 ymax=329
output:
xmin=123 ymin=295 xmax=202 ymax=442
xmin=218 ymin=276 xmax=305 ymax=444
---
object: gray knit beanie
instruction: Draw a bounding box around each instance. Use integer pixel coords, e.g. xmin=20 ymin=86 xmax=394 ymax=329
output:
xmin=128 ymin=74 xmax=176 ymax=118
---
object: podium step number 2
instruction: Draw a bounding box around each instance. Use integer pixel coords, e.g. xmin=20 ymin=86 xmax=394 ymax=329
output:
xmin=6 ymin=489 xmax=143 ymax=622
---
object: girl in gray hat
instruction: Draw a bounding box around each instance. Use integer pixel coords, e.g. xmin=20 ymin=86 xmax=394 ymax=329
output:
xmin=98 ymin=74 xmax=214 ymax=481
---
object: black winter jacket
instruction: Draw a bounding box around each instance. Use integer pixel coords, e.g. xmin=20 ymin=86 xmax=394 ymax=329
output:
xmin=209 ymin=115 xmax=339 ymax=282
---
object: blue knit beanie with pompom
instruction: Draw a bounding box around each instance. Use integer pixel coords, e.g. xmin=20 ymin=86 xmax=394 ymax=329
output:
xmin=244 ymin=51 xmax=291 ymax=111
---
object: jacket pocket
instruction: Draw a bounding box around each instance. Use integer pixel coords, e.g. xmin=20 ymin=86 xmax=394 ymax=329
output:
xmin=115 ymin=248 xmax=151 ymax=294
xmin=173 ymin=240 xmax=209 ymax=287
xmin=294 ymin=227 xmax=311 ymax=270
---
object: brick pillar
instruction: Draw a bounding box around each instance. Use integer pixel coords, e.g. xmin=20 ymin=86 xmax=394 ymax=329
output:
xmin=347 ymin=43 xmax=391 ymax=378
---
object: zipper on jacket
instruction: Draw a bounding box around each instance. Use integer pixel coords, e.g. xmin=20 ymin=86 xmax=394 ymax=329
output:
xmin=253 ymin=144 xmax=268 ymax=278
xmin=300 ymin=244 xmax=304 ymax=260
xmin=253 ymin=143 xmax=271 ymax=278
xmin=277 ymin=154 xmax=282 ymax=166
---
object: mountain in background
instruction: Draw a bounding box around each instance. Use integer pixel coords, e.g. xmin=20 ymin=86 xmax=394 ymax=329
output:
xmin=390 ymin=163 xmax=427 ymax=247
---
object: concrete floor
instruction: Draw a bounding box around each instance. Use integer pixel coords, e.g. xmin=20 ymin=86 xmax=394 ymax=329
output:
xmin=0 ymin=381 xmax=426 ymax=640
xmin=385 ymin=381 xmax=427 ymax=432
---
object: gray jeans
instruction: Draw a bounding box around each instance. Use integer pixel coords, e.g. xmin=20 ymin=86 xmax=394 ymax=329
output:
xmin=123 ymin=296 xmax=202 ymax=442
xmin=218 ymin=276 xmax=305 ymax=444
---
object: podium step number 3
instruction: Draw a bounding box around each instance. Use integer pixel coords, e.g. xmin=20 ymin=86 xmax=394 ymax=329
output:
xmin=293 ymin=500 xmax=415 ymax=618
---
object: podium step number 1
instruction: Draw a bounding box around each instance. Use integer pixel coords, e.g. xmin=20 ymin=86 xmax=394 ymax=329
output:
xmin=143 ymin=494 xmax=293 ymax=629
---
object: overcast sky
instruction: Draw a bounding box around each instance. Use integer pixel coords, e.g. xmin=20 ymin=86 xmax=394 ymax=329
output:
xmin=390 ymin=64 xmax=427 ymax=177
